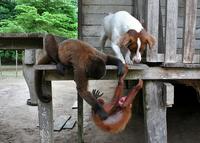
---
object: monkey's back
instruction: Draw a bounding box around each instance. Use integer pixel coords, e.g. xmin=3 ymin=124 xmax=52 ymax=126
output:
xmin=58 ymin=39 xmax=97 ymax=67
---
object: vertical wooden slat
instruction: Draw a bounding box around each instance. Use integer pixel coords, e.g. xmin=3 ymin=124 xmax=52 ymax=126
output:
xmin=183 ymin=0 xmax=197 ymax=63
xmin=78 ymin=0 xmax=83 ymax=40
xmin=145 ymin=0 xmax=159 ymax=62
xmin=164 ymin=0 xmax=178 ymax=63
xmin=143 ymin=81 xmax=167 ymax=143
xmin=78 ymin=94 xmax=84 ymax=143
xmin=135 ymin=0 xmax=145 ymax=22
xmin=38 ymin=80 xmax=53 ymax=143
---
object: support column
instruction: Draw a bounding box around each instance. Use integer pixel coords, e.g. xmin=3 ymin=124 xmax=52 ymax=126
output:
xmin=23 ymin=49 xmax=38 ymax=105
xmin=38 ymin=79 xmax=54 ymax=143
xmin=143 ymin=81 xmax=167 ymax=143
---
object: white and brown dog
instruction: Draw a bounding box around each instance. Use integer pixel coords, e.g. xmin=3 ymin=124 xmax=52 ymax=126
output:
xmin=100 ymin=11 xmax=156 ymax=64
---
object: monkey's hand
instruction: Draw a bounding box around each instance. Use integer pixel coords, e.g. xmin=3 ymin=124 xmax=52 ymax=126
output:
xmin=56 ymin=63 xmax=66 ymax=76
xmin=92 ymin=89 xmax=104 ymax=99
xmin=93 ymin=104 xmax=108 ymax=120
xmin=117 ymin=61 xmax=125 ymax=77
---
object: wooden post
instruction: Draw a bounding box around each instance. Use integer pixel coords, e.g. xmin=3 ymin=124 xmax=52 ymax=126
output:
xmin=77 ymin=94 xmax=84 ymax=143
xmin=143 ymin=81 xmax=167 ymax=143
xmin=23 ymin=49 xmax=38 ymax=105
xmin=38 ymin=79 xmax=54 ymax=143
xmin=164 ymin=0 xmax=178 ymax=63
xmin=145 ymin=0 xmax=159 ymax=62
xmin=183 ymin=0 xmax=197 ymax=63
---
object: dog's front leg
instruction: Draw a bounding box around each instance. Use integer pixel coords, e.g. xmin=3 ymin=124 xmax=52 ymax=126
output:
xmin=111 ymin=43 xmax=125 ymax=63
xmin=125 ymin=50 xmax=133 ymax=65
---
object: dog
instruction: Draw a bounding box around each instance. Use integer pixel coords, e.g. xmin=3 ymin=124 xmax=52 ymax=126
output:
xmin=100 ymin=11 xmax=156 ymax=64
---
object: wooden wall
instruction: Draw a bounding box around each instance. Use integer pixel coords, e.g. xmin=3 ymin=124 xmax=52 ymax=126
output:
xmin=160 ymin=0 xmax=200 ymax=51
xmin=81 ymin=0 xmax=134 ymax=50
xmin=80 ymin=0 xmax=200 ymax=56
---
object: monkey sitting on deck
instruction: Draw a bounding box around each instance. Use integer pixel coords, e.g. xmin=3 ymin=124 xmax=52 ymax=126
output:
xmin=91 ymin=65 xmax=143 ymax=133
xmin=35 ymin=34 xmax=125 ymax=120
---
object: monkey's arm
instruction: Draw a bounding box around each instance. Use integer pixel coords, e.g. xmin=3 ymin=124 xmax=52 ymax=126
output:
xmin=122 ymin=80 xmax=143 ymax=107
xmin=95 ymin=51 xmax=125 ymax=76
xmin=74 ymin=68 xmax=108 ymax=120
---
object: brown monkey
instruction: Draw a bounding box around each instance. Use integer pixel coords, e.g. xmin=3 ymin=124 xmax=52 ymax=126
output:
xmin=92 ymin=65 xmax=143 ymax=133
xmin=35 ymin=34 xmax=125 ymax=120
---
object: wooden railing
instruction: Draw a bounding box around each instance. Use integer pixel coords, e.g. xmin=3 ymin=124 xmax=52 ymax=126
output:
xmin=137 ymin=0 xmax=200 ymax=65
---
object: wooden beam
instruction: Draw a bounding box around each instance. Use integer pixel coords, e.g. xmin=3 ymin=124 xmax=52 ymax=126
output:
xmin=164 ymin=0 xmax=178 ymax=63
xmin=183 ymin=0 xmax=198 ymax=63
xmin=143 ymin=81 xmax=167 ymax=143
xmin=34 ymin=65 xmax=200 ymax=80
xmin=145 ymin=0 xmax=159 ymax=62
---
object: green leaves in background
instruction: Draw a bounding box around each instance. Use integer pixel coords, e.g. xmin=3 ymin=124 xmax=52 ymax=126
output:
xmin=0 ymin=0 xmax=77 ymax=64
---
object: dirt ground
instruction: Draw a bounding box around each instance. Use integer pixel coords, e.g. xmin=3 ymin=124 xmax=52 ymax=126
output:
xmin=0 ymin=71 xmax=200 ymax=143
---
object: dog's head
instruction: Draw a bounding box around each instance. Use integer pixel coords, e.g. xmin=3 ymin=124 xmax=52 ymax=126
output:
xmin=119 ymin=29 xmax=156 ymax=63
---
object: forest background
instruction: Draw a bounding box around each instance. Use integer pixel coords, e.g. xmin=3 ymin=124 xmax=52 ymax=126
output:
xmin=0 ymin=0 xmax=77 ymax=64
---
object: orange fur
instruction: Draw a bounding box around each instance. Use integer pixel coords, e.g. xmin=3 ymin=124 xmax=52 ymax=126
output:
xmin=91 ymin=66 xmax=143 ymax=133
xmin=120 ymin=29 xmax=156 ymax=54
xmin=92 ymin=105 xmax=132 ymax=133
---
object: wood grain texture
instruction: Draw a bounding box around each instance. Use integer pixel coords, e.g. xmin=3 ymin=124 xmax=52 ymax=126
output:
xmin=164 ymin=0 xmax=178 ymax=63
xmin=143 ymin=81 xmax=167 ymax=143
xmin=163 ymin=83 xmax=174 ymax=107
xmin=145 ymin=0 xmax=159 ymax=62
xmin=83 ymin=0 xmax=133 ymax=5
xmin=183 ymin=0 xmax=198 ymax=63
xmin=38 ymin=81 xmax=53 ymax=143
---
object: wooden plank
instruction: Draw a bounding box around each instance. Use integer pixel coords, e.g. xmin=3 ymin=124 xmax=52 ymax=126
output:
xmin=63 ymin=118 xmax=76 ymax=129
xmin=54 ymin=115 xmax=71 ymax=131
xmin=83 ymin=5 xmax=133 ymax=14
xmin=160 ymin=0 xmax=200 ymax=8
xmin=164 ymin=0 xmax=178 ymax=63
xmin=162 ymin=63 xmax=200 ymax=68
xmin=145 ymin=0 xmax=159 ymax=62
xmin=38 ymin=81 xmax=53 ymax=143
xmin=82 ymin=36 xmax=112 ymax=48
xmin=82 ymin=26 xmax=103 ymax=37
xmin=34 ymin=64 xmax=149 ymax=71
xmin=83 ymin=0 xmax=133 ymax=5
xmin=163 ymin=83 xmax=174 ymax=107
xmin=43 ymin=66 xmax=200 ymax=80
xmin=0 ymin=38 xmax=43 ymax=49
xmin=78 ymin=0 xmax=83 ymax=39
xmin=183 ymin=0 xmax=198 ymax=63
xmin=143 ymin=81 xmax=167 ymax=143
xmin=135 ymin=0 xmax=145 ymax=20
xmin=83 ymin=13 xmax=106 ymax=25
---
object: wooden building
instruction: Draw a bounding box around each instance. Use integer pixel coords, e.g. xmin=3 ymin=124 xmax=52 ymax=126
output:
xmin=78 ymin=0 xmax=200 ymax=143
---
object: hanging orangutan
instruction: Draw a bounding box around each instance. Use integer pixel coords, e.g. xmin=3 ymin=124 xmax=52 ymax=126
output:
xmin=91 ymin=65 xmax=143 ymax=133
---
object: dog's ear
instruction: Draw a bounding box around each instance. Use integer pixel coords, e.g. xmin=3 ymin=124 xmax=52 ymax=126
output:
xmin=140 ymin=30 xmax=156 ymax=48
xmin=119 ymin=33 xmax=130 ymax=48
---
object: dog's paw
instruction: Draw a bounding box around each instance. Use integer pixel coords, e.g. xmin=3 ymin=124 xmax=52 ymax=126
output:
xmin=125 ymin=57 xmax=133 ymax=65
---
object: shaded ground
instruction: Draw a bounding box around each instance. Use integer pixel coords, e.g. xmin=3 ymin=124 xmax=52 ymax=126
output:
xmin=0 ymin=71 xmax=200 ymax=143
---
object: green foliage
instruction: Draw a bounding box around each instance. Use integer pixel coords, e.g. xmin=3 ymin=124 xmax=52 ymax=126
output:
xmin=0 ymin=0 xmax=77 ymax=64
xmin=0 ymin=0 xmax=17 ymax=20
